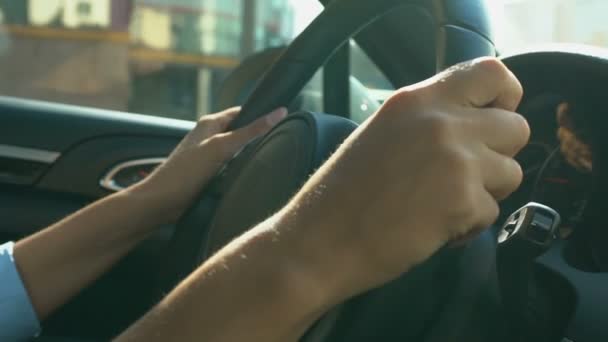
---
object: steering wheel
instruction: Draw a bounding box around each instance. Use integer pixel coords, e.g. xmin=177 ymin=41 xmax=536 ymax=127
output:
xmin=157 ymin=0 xmax=502 ymax=340
xmin=503 ymin=47 xmax=608 ymax=271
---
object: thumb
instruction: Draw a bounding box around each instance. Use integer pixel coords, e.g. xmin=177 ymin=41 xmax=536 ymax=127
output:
xmin=218 ymin=107 xmax=288 ymax=157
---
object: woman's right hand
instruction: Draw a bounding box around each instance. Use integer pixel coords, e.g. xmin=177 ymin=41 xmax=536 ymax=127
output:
xmin=275 ymin=57 xmax=530 ymax=303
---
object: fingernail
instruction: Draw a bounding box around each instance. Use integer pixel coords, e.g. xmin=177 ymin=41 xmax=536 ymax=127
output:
xmin=266 ymin=107 xmax=288 ymax=126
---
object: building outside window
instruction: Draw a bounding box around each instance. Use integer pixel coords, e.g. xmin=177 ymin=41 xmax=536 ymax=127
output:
xmin=0 ymin=0 xmax=299 ymax=120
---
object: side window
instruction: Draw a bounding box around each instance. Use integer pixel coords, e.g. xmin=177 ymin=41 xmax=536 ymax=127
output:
xmin=349 ymin=42 xmax=394 ymax=123
xmin=0 ymin=0 xmax=323 ymax=121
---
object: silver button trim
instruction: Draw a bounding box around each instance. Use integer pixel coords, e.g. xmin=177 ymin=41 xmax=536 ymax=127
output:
xmin=100 ymin=158 xmax=166 ymax=191
xmin=0 ymin=144 xmax=61 ymax=163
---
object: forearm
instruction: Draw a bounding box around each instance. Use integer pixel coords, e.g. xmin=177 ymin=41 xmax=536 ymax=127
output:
xmin=116 ymin=212 xmax=336 ymax=342
xmin=10 ymin=107 xmax=286 ymax=322
xmin=14 ymin=187 xmax=166 ymax=320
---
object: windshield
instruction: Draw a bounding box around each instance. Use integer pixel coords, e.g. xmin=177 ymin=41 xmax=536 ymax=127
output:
xmin=489 ymin=0 xmax=608 ymax=54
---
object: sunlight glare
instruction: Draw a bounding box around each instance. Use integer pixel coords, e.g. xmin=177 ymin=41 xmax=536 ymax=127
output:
xmin=289 ymin=0 xmax=323 ymax=36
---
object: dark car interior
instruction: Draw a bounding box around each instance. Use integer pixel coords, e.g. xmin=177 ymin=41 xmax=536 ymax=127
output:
xmin=1 ymin=0 xmax=607 ymax=341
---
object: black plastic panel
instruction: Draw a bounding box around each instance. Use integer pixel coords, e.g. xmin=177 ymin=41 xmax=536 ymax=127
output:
xmin=0 ymin=96 xmax=192 ymax=152
xmin=0 ymin=185 xmax=88 ymax=239
xmin=0 ymin=156 xmax=49 ymax=185
xmin=38 ymin=136 xmax=180 ymax=197
xmin=538 ymin=241 xmax=608 ymax=341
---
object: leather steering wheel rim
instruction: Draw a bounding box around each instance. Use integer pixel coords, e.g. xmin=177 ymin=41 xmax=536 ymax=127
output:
xmin=158 ymin=0 xmax=499 ymax=341
xmin=228 ymin=0 xmax=496 ymax=130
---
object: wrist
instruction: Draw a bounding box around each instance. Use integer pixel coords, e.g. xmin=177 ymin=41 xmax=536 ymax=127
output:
xmin=125 ymin=180 xmax=185 ymax=225
xmin=114 ymin=184 xmax=175 ymax=230
xmin=267 ymin=206 xmax=363 ymax=315
xmin=235 ymin=219 xmax=340 ymax=338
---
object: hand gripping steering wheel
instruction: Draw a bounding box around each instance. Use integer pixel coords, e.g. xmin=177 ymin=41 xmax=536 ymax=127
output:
xmin=158 ymin=0 xmax=502 ymax=340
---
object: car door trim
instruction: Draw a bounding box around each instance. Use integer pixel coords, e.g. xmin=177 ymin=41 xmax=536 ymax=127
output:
xmin=0 ymin=144 xmax=61 ymax=163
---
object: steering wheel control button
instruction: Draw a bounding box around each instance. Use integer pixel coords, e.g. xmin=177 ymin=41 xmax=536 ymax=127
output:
xmin=498 ymin=202 xmax=561 ymax=247
xmin=528 ymin=212 xmax=555 ymax=244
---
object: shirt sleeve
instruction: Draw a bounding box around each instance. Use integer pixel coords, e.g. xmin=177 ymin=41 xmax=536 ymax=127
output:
xmin=0 ymin=242 xmax=41 ymax=341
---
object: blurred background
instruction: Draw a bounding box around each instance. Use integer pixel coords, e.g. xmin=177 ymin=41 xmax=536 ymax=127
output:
xmin=0 ymin=0 xmax=605 ymax=120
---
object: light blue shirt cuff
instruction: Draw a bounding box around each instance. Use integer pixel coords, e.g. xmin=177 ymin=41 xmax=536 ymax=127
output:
xmin=0 ymin=242 xmax=41 ymax=341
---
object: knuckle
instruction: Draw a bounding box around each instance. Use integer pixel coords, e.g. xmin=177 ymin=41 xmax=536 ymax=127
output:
xmin=512 ymin=113 xmax=531 ymax=149
xmin=507 ymin=158 xmax=524 ymax=191
xmin=377 ymin=92 xmax=401 ymax=114
xmin=441 ymin=147 xmax=477 ymax=180
xmin=380 ymin=88 xmax=424 ymax=116
xmin=474 ymin=57 xmax=509 ymax=80
xmin=512 ymin=78 xmax=524 ymax=103
xmin=495 ymin=158 xmax=523 ymax=200
xmin=197 ymin=114 xmax=213 ymax=125
xmin=202 ymin=134 xmax=223 ymax=149
xmin=195 ymin=116 xmax=215 ymax=132
xmin=448 ymin=182 xmax=478 ymax=225
xmin=480 ymin=200 xmax=500 ymax=227
xmin=421 ymin=113 xmax=456 ymax=145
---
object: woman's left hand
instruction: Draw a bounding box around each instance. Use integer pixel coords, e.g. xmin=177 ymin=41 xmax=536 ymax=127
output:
xmin=132 ymin=106 xmax=287 ymax=223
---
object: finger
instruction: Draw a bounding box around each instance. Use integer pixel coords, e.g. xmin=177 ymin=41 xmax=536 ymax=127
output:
xmin=437 ymin=57 xmax=524 ymax=111
xmin=480 ymin=146 xmax=523 ymax=201
xmin=202 ymin=106 xmax=242 ymax=132
xmin=470 ymin=108 xmax=530 ymax=157
xmin=473 ymin=189 xmax=500 ymax=230
xmin=449 ymin=188 xmax=499 ymax=246
xmin=218 ymin=107 xmax=288 ymax=155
